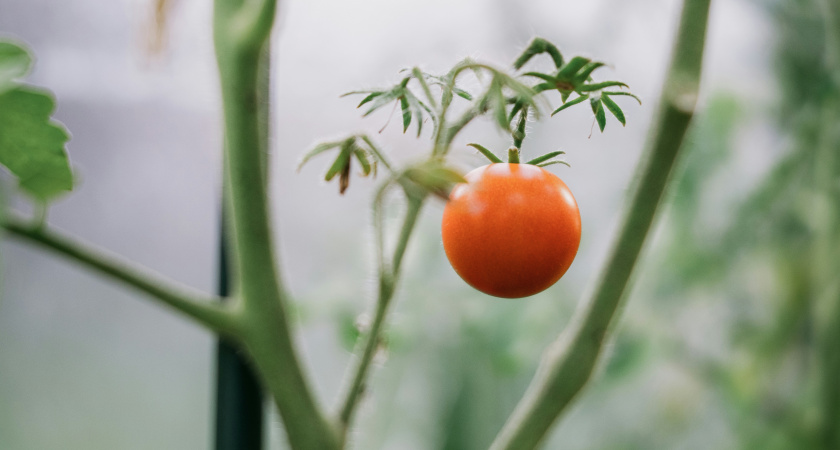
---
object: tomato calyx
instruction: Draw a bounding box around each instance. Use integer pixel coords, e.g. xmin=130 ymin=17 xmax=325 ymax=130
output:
xmin=467 ymin=143 xmax=569 ymax=168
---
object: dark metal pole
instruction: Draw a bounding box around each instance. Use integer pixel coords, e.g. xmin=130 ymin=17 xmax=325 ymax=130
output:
xmin=214 ymin=217 xmax=264 ymax=450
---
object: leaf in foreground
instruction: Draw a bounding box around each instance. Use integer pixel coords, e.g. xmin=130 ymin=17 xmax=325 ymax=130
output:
xmin=0 ymin=87 xmax=73 ymax=200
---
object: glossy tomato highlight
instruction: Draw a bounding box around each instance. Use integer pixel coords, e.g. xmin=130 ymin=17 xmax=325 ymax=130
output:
xmin=441 ymin=164 xmax=581 ymax=298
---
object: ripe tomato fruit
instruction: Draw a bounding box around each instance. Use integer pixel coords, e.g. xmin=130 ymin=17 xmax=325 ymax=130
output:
xmin=441 ymin=163 xmax=581 ymax=298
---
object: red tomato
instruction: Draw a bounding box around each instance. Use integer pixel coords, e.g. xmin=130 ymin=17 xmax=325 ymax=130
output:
xmin=441 ymin=164 xmax=581 ymax=298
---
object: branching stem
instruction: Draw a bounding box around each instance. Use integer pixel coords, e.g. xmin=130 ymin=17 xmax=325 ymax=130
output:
xmin=2 ymin=213 xmax=241 ymax=337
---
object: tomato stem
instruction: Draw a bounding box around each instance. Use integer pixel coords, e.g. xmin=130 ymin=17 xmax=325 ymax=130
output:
xmin=508 ymin=147 xmax=521 ymax=163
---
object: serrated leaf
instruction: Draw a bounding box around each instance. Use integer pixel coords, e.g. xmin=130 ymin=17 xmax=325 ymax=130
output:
xmin=467 ymin=143 xmax=503 ymax=163
xmin=603 ymin=91 xmax=642 ymax=105
xmin=526 ymin=151 xmax=565 ymax=165
xmin=578 ymin=80 xmax=629 ymax=92
xmin=592 ymin=98 xmax=606 ymax=132
xmin=556 ymin=56 xmax=591 ymax=80
xmin=298 ymin=139 xmax=345 ymax=171
xmin=0 ymin=41 xmax=31 ymax=93
xmin=0 ymin=87 xmax=73 ymax=200
xmin=551 ymin=95 xmax=589 ymax=116
xmin=400 ymin=96 xmax=411 ymax=133
xmin=601 ymin=94 xmax=626 ymax=126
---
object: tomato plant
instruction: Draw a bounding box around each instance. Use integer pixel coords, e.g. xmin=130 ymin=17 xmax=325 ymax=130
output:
xmin=0 ymin=0 xmax=716 ymax=446
xmin=442 ymin=163 xmax=581 ymax=298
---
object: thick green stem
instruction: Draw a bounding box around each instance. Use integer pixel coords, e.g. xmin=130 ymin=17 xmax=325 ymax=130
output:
xmin=2 ymin=213 xmax=240 ymax=337
xmin=336 ymin=196 xmax=424 ymax=438
xmin=213 ymin=1 xmax=339 ymax=448
xmin=489 ymin=1 xmax=712 ymax=449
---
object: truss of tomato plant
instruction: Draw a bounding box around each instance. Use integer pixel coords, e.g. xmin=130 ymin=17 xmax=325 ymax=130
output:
xmin=0 ymin=0 xmax=712 ymax=449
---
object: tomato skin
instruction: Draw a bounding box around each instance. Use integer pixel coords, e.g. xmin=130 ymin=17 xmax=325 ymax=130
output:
xmin=441 ymin=164 xmax=581 ymax=298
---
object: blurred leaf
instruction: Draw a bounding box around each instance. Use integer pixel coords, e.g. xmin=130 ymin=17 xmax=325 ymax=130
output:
xmin=400 ymin=96 xmax=411 ymax=133
xmin=578 ymin=80 xmax=629 ymax=92
xmin=0 ymin=40 xmax=31 ymax=93
xmin=0 ymin=86 xmax=73 ymax=200
xmin=525 ymin=151 xmax=565 ymax=165
xmin=467 ymin=143 xmax=503 ymax=163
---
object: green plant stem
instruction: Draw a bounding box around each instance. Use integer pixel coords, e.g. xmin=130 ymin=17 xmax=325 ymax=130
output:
xmin=489 ymin=1 xmax=712 ymax=449
xmin=214 ymin=1 xmax=339 ymax=449
xmin=2 ymin=213 xmax=240 ymax=336
xmin=337 ymin=195 xmax=425 ymax=437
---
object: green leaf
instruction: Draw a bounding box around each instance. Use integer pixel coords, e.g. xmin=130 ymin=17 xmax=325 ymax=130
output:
xmin=400 ymin=96 xmax=411 ymax=133
xmin=0 ymin=87 xmax=73 ymax=200
xmin=513 ymin=38 xmax=564 ymax=70
xmin=325 ymin=145 xmax=352 ymax=181
xmin=578 ymin=81 xmax=629 ymax=92
xmin=591 ymin=97 xmax=606 ymax=132
xmin=467 ymin=143 xmax=503 ymax=163
xmin=574 ymin=61 xmax=605 ymax=83
xmin=551 ymin=95 xmax=589 ymax=116
xmin=0 ymin=41 xmax=32 ymax=93
xmin=603 ymin=91 xmax=642 ymax=105
xmin=525 ymin=151 xmax=565 ymax=165
xmin=356 ymin=92 xmax=383 ymax=108
xmin=522 ymin=72 xmax=555 ymax=83
xmin=489 ymin=79 xmax=509 ymax=132
xmin=362 ymin=90 xmax=400 ymax=116
xmin=556 ymin=56 xmax=591 ymax=80
xmin=453 ymin=87 xmax=472 ymax=100
xmin=601 ymin=94 xmax=626 ymax=126
xmin=298 ymin=139 xmax=344 ymax=171
xmin=353 ymin=147 xmax=372 ymax=176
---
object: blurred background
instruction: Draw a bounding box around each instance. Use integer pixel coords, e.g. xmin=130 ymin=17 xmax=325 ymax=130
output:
xmin=1 ymin=0 xmax=838 ymax=448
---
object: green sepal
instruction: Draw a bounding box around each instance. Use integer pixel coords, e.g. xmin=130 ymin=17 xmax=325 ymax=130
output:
xmin=513 ymin=37 xmax=564 ymax=70
xmin=574 ymin=61 xmax=605 ymax=83
xmin=325 ymin=144 xmax=352 ymax=181
xmin=591 ymin=97 xmax=606 ymax=132
xmin=551 ymin=95 xmax=589 ymax=116
xmin=467 ymin=143 xmax=503 ymax=163
xmin=297 ymin=139 xmax=344 ymax=171
xmin=354 ymin=147 xmax=372 ymax=176
xmin=526 ymin=151 xmax=565 ymax=165
xmin=556 ymin=56 xmax=591 ymax=80
xmin=537 ymin=160 xmax=571 ymax=168
xmin=603 ymin=91 xmax=642 ymax=105
xmin=601 ymin=94 xmax=626 ymax=126
xmin=400 ymin=96 xmax=411 ymax=133
xmin=578 ymin=81 xmax=629 ymax=92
